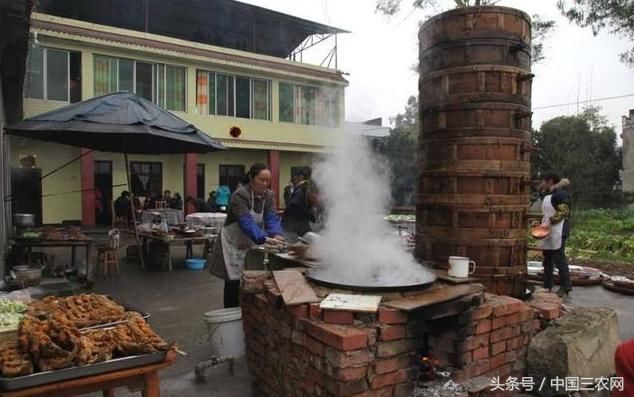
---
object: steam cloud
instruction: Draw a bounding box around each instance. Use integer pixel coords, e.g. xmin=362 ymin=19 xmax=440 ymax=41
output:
xmin=311 ymin=134 xmax=436 ymax=287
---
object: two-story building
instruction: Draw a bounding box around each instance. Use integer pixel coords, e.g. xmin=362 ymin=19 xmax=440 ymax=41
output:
xmin=12 ymin=0 xmax=347 ymax=226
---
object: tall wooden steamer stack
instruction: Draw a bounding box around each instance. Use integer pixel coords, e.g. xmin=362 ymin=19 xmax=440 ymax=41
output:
xmin=417 ymin=6 xmax=533 ymax=297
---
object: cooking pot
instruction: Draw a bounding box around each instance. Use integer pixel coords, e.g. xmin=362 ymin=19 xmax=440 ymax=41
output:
xmin=13 ymin=213 xmax=35 ymax=227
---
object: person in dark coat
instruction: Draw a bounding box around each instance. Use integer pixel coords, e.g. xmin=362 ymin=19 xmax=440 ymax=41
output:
xmin=282 ymin=167 xmax=315 ymax=242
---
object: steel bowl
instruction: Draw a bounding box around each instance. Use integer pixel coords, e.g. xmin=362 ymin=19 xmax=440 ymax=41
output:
xmin=13 ymin=213 xmax=35 ymax=227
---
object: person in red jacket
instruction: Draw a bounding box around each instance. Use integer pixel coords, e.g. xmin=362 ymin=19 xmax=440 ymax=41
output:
xmin=614 ymin=338 xmax=634 ymax=396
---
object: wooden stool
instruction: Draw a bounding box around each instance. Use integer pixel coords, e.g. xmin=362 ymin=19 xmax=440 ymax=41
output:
xmin=97 ymin=247 xmax=119 ymax=279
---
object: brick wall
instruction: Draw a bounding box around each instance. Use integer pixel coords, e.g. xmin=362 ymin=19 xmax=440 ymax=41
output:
xmin=240 ymin=275 xmax=563 ymax=397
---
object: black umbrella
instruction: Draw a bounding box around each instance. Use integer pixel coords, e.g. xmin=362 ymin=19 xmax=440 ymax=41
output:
xmin=5 ymin=92 xmax=226 ymax=270
xmin=6 ymin=92 xmax=225 ymax=154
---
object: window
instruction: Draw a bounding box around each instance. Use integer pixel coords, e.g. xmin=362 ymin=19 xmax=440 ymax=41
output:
xmin=219 ymin=165 xmax=245 ymax=192
xmin=93 ymin=55 xmax=186 ymax=111
xmin=278 ymin=82 xmax=341 ymax=127
xmin=196 ymin=70 xmax=270 ymax=120
xmin=279 ymin=83 xmax=294 ymax=122
xmin=130 ymin=162 xmax=162 ymax=197
xmin=25 ymin=47 xmax=81 ymax=102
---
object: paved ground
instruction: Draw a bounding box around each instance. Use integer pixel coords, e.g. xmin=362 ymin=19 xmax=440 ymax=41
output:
xmin=92 ymin=247 xmax=262 ymax=397
xmin=28 ymin=231 xmax=634 ymax=396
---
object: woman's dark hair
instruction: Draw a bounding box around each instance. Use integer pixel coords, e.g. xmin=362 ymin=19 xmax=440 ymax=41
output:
xmin=297 ymin=166 xmax=312 ymax=180
xmin=248 ymin=163 xmax=269 ymax=180
xmin=542 ymin=173 xmax=561 ymax=184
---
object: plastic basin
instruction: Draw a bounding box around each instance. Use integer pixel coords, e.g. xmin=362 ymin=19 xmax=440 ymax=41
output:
xmin=185 ymin=258 xmax=206 ymax=270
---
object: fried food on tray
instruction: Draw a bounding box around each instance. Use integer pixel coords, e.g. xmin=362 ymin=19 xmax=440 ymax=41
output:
xmin=18 ymin=315 xmax=81 ymax=372
xmin=108 ymin=313 xmax=173 ymax=355
xmin=25 ymin=294 xmax=126 ymax=329
xmin=78 ymin=329 xmax=114 ymax=365
xmin=6 ymin=294 xmax=173 ymax=377
xmin=0 ymin=342 xmax=33 ymax=377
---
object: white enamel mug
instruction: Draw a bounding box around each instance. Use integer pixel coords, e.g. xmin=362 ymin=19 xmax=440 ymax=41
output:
xmin=448 ymin=256 xmax=476 ymax=278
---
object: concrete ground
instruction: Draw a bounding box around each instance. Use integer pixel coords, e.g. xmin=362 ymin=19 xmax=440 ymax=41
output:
xmin=23 ymin=232 xmax=634 ymax=396
xmin=91 ymin=247 xmax=263 ymax=397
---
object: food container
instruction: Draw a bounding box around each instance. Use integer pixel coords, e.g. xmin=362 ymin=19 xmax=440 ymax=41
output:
xmin=11 ymin=266 xmax=42 ymax=287
xmin=185 ymin=258 xmax=206 ymax=270
xmin=530 ymin=224 xmax=550 ymax=240
xmin=13 ymin=214 xmax=35 ymax=228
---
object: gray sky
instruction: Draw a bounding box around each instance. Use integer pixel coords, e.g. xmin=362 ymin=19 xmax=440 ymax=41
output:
xmin=244 ymin=0 xmax=634 ymax=133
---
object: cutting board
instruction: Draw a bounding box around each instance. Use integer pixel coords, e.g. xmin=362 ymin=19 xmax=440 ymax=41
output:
xmin=273 ymin=270 xmax=320 ymax=305
xmin=384 ymin=284 xmax=485 ymax=311
xmin=319 ymin=293 xmax=382 ymax=313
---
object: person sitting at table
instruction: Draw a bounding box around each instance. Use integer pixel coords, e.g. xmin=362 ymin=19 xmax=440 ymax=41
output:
xmin=171 ymin=192 xmax=183 ymax=210
xmin=209 ymin=163 xmax=284 ymax=308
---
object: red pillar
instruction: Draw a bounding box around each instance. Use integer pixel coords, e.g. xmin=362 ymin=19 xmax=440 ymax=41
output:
xmin=185 ymin=153 xmax=198 ymax=199
xmin=268 ymin=150 xmax=280 ymax=207
xmin=80 ymin=149 xmax=95 ymax=226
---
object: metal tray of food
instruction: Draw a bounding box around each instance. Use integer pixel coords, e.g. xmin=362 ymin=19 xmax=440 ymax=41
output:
xmin=77 ymin=299 xmax=151 ymax=332
xmin=0 ymin=351 xmax=166 ymax=391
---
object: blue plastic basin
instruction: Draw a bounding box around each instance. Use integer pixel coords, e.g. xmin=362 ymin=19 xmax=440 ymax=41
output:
xmin=186 ymin=258 xmax=206 ymax=270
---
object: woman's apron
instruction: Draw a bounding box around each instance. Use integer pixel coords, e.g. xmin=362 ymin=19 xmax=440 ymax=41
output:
xmin=539 ymin=194 xmax=564 ymax=251
xmin=221 ymin=192 xmax=264 ymax=280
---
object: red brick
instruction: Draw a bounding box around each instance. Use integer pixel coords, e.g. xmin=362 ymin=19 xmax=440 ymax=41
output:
xmin=265 ymin=287 xmax=282 ymax=304
xmin=505 ymin=336 xmax=522 ymax=351
xmin=370 ymin=369 xmax=408 ymax=389
xmin=325 ymin=348 xmax=374 ymax=368
xmin=491 ymin=316 xmax=506 ymax=330
xmin=504 ymin=350 xmax=517 ymax=364
xmin=536 ymin=304 xmax=560 ymax=320
xmin=334 ymin=365 xmax=368 ymax=381
xmin=473 ymin=346 xmax=489 ymax=360
xmin=485 ymin=363 xmax=512 ymax=379
xmin=254 ymin=293 xmax=268 ymax=310
xmin=490 ymin=326 xmax=516 ymax=343
xmin=374 ymin=357 xmax=400 ymax=375
xmin=378 ymin=307 xmax=408 ymax=324
xmin=470 ymin=304 xmax=493 ymax=320
xmin=519 ymin=306 xmax=534 ymax=322
xmin=490 ymin=353 xmax=506 ymax=370
xmin=286 ymin=304 xmax=308 ymax=318
xmin=323 ymin=310 xmax=354 ymax=325
xmin=309 ymin=303 xmax=322 ymax=320
xmin=475 ymin=319 xmax=492 ymax=335
xmin=506 ymin=313 xmax=520 ymax=325
xmin=304 ymin=320 xmax=370 ymax=351
xmin=460 ymin=334 xmax=489 ymax=352
xmin=378 ymin=325 xmax=406 ymax=342
xmin=305 ymin=336 xmax=325 ymax=356
xmin=377 ymin=338 xmax=424 ymax=358
xmin=490 ymin=341 xmax=506 ymax=356
xmin=490 ymin=296 xmax=523 ymax=317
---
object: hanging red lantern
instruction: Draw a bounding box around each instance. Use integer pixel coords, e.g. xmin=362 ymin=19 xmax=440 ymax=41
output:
xmin=230 ymin=126 xmax=242 ymax=138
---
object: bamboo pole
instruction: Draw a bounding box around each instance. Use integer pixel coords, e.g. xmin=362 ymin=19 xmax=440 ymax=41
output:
xmin=124 ymin=153 xmax=145 ymax=269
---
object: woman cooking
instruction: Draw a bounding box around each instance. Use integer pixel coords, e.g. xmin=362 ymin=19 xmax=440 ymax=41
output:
xmin=210 ymin=163 xmax=285 ymax=308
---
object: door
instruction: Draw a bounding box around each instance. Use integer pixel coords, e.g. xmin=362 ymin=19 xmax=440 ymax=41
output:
xmin=94 ymin=161 xmax=113 ymax=226
xmin=11 ymin=168 xmax=43 ymax=225
xmin=219 ymin=164 xmax=245 ymax=192
xmin=197 ymin=164 xmax=205 ymax=201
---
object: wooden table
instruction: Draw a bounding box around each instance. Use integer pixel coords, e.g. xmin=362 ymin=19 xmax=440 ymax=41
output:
xmin=138 ymin=232 xmax=215 ymax=271
xmin=9 ymin=238 xmax=93 ymax=277
xmin=0 ymin=351 xmax=176 ymax=397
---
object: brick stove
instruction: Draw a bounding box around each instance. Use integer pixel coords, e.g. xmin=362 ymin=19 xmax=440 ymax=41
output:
xmin=240 ymin=271 xmax=562 ymax=397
